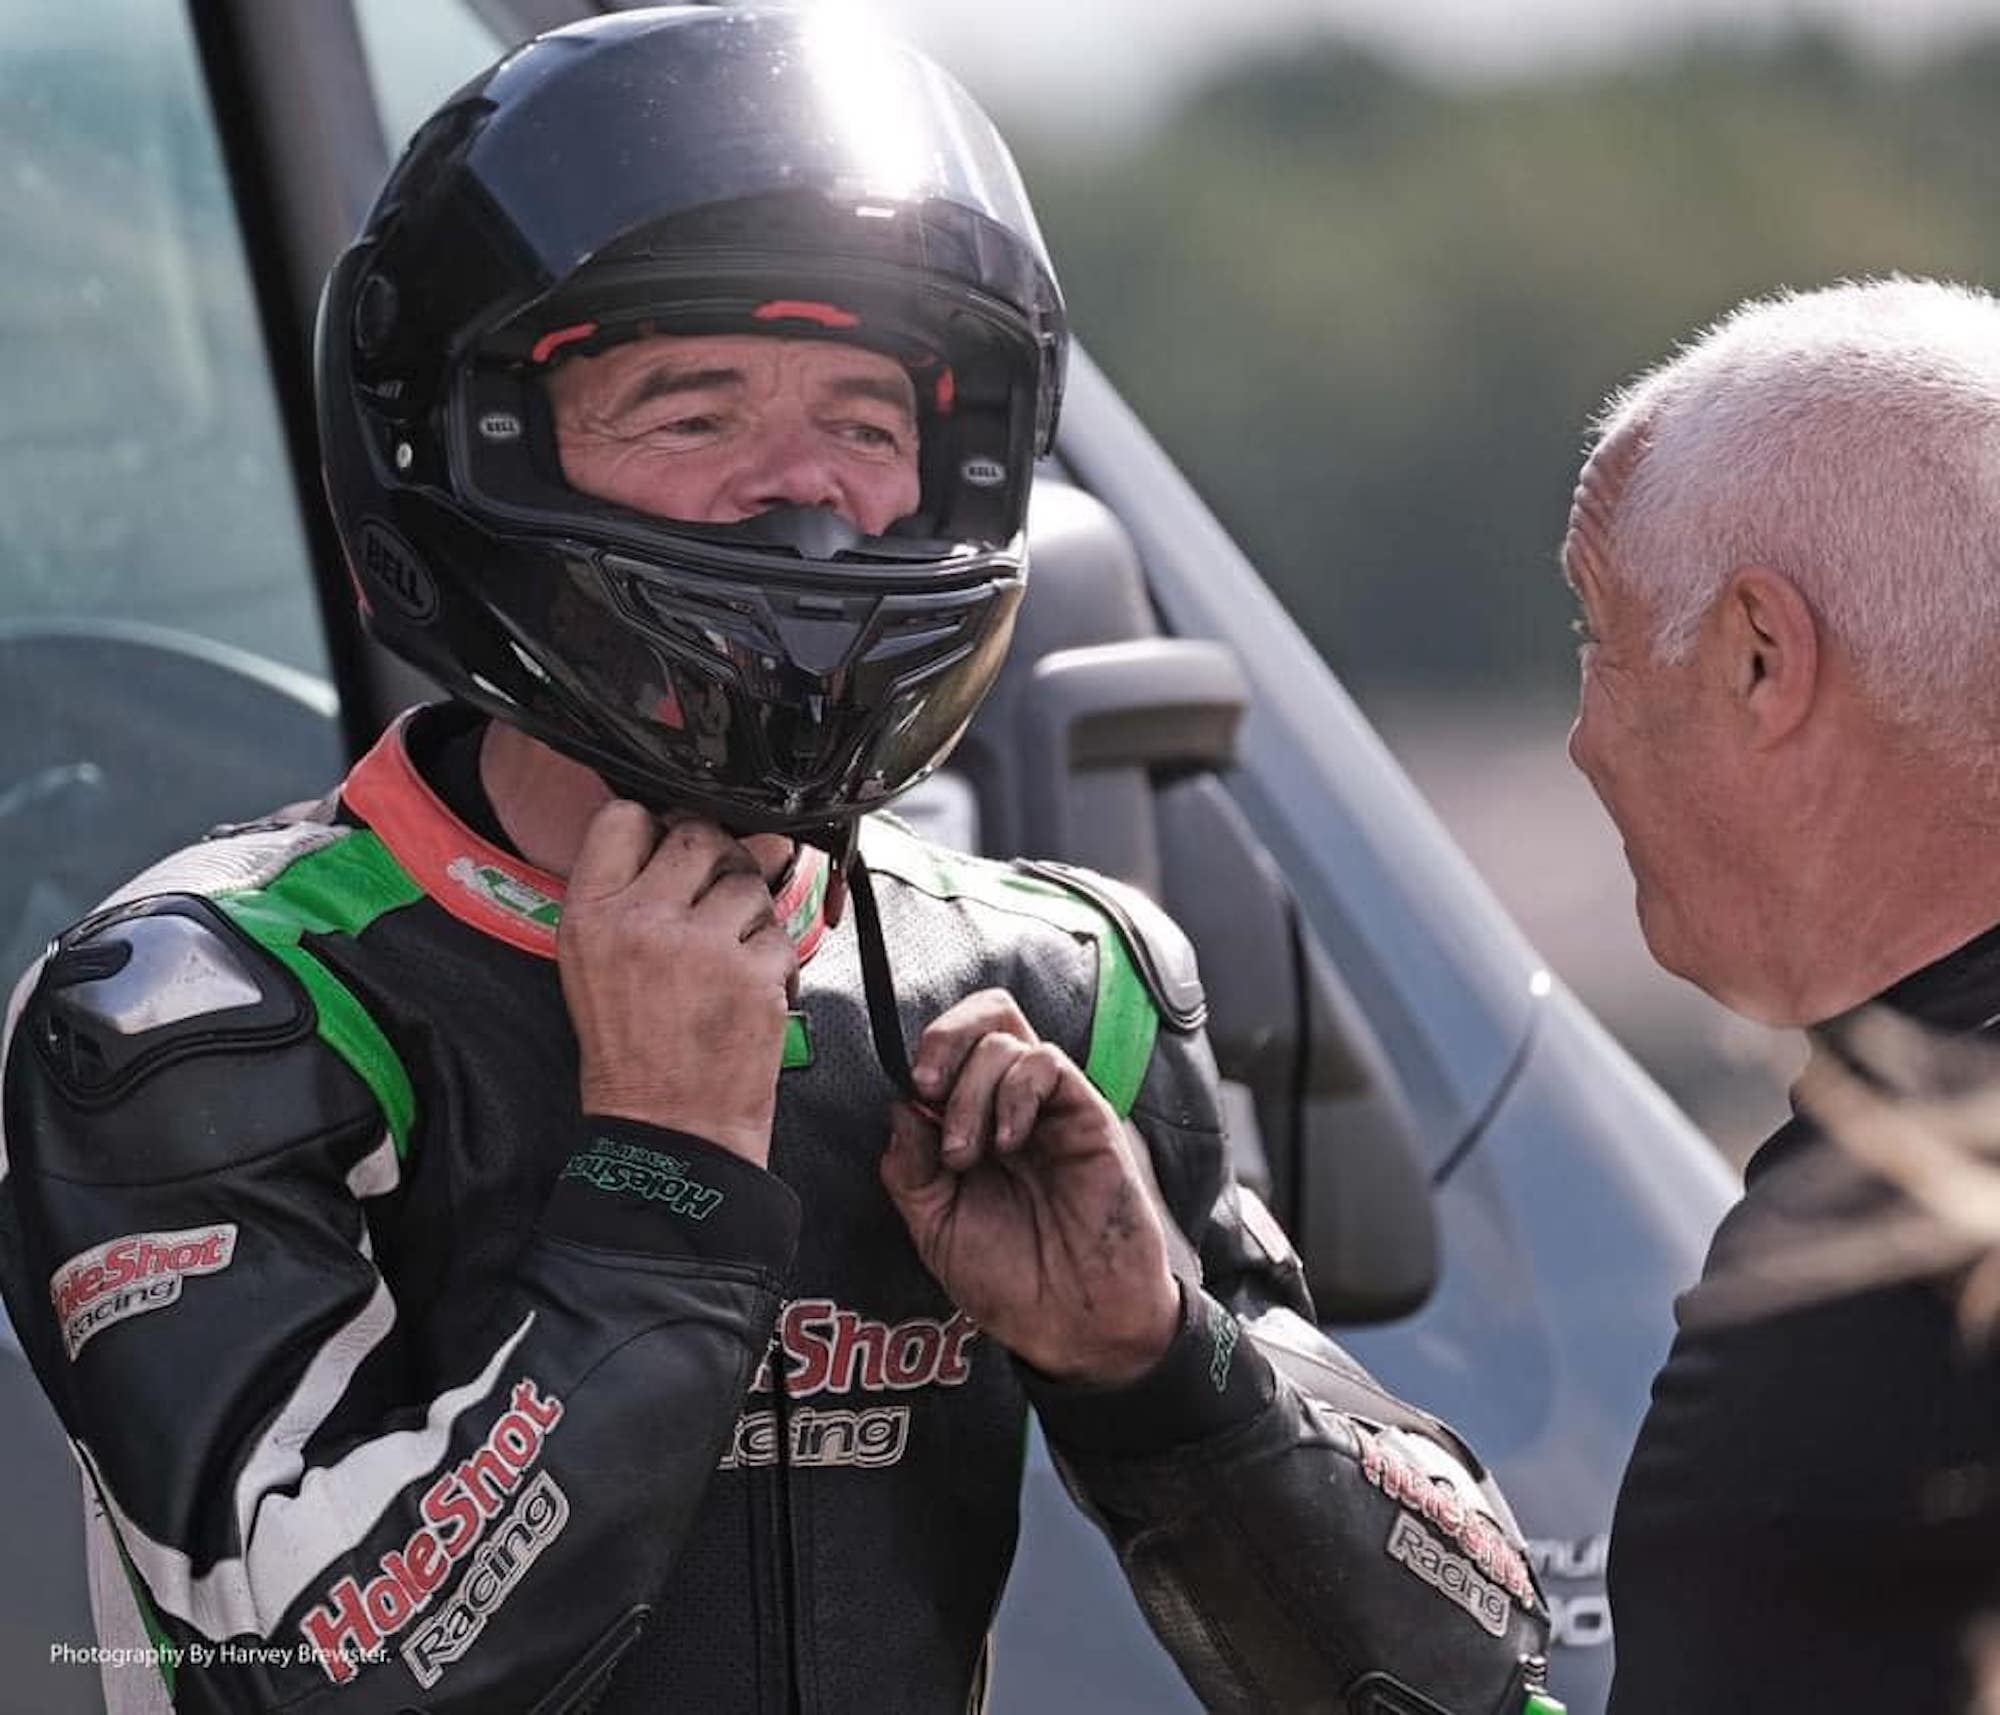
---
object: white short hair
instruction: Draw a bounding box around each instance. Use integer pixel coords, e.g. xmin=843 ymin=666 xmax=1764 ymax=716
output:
xmin=1592 ymin=277 xmax=2000 ymax=746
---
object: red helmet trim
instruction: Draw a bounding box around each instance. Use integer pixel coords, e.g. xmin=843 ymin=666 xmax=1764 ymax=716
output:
xmin=531 ymin=321 xmax=601 ymax=365
xmin=752 ymin=300 xmax=861 ymax=329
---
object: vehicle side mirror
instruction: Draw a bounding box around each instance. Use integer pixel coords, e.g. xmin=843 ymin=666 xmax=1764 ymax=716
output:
xmin=1013 ymin=638 xmax=1247 ymax=897
xmin=1288 ymin=933 xmax=1439 ymax=1321
xmin=1154 ymin=776 xmax=1439 ymax=1325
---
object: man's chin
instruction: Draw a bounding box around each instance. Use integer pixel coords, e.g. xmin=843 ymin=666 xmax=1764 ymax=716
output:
xmin=1635 ymin=894 xmax=1724 ymax=1004
xmin=1640 ymin=909 xmax=1794 ymax=1025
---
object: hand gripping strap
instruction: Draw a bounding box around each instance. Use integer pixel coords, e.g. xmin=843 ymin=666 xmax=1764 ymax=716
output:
xmin=854 ymin=818 xmax=1165 ymax=1115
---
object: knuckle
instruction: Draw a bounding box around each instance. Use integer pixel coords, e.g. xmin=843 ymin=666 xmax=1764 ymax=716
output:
xmin=965 ymin=1033 xmax=1013 ymax=1075
xmin=973 ymin=985 xmax=1031 ymax=1026
xmin=677 ymin=818 xmax=734 ymax=856
xmin=724 ymin=869 xmax=776 ymax=906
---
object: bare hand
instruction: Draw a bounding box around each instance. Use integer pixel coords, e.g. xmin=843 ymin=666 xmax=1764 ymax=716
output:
xmin=558 ymin=802 xmax=797 ymax=1165
xmin=879 ymin=989 xmax=1180 ymax=1384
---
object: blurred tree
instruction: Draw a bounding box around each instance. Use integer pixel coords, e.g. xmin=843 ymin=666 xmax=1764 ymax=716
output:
xmin=1009 ymin=30 xmax=2000 ymax=704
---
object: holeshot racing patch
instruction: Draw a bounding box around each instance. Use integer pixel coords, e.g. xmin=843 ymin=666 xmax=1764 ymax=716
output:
xmin=1385 ymin=1511 xmax=1514 ymax=1638
xmin=298 ymin=1377 xmax=567 ymax=1687
xmin=723 ymin=1298 xmax=981 ymax=1472
xmin=1355 ymin=1423 xmax=1538 ymax=1632
xmin=50 ymin=1224 xmax=238 ymax=1360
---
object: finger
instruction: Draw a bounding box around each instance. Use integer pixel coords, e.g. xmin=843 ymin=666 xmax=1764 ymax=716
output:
xmin=751 ymin=932 xmax=801 ymax=1010
xmin=755 ymin=904 xmax=804 ymax=1008
xmin=740 ymin=907 xmax=800 ymax=975
xmin=687 ymin=867 xmax=781 ymax=942
xmin=939 ymin=1031 xmax=1032 ymax=1168
xmin=879 ymin=1100 xmax=946 ymax=1202
xmin=565 ymin=800 xmax=662 ymax=902
xmin=645 ymin=819 xmax=756 ymax=908
xmin=731 ymin=887 xmax=798 ymax=1005
xmin=690 ymin=846 xmax=765 ymax=912
xmin=912 ymin=988 xmax=1037 ymax=1103
xmin=1017 ymin=1056 xmax=1125 ymax=1164
xmin=992 ymin=1044 xmax=1066 ymax=1154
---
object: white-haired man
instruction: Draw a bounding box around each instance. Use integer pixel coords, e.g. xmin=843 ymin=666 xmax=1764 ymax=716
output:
xmin=1567 ymin=277 xmax=2000 ymax=1712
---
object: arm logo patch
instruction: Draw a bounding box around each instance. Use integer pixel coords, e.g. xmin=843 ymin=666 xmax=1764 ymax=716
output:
xmin=1356 ymin=1424 xmax=1539 ymax=1616
xmin=50 ymin=1224 xmax=238 ymax=1360
xmin=1385 ymin=1511 xmax=1513 ymax=1638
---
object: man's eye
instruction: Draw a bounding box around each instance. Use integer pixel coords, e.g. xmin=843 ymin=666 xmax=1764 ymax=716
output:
xmin=653 ymin=414 xmax=722 ymax=438
xmin=1570 ymin=615 xmax=1599 ymax=650
xmin=835 ymin=421 xmax=905 ymax=454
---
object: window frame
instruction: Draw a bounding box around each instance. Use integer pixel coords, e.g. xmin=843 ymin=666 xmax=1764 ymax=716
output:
xmin=181 ymin=0 xmax=577 ymax=757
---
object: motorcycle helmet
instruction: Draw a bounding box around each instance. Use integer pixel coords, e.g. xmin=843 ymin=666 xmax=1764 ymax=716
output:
xmin=317 ymin=5 xmax=1067 ymax=836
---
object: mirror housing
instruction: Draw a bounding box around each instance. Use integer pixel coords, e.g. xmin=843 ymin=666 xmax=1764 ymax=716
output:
xmin=1288 ymin=933 xmax=1440 ymax=1321
xmin=1154 ymin=776 xmax=1439 ymax=1325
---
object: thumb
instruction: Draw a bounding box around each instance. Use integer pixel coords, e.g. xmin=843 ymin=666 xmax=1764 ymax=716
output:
xmin=880 ymin=1101 xmax=946 ymax=1208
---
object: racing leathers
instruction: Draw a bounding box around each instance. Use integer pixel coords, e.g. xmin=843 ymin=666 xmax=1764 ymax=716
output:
xmin=0 ymin=705 xmax=1550 ymax=1713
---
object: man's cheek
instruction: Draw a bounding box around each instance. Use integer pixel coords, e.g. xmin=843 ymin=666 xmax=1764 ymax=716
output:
xmin=889 ymin=459 xmax=921 ymax=521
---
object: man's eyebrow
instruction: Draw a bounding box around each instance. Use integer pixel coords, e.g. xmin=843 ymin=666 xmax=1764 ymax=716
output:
xmin=605 ymin=365 xmax=746 ymax=420
xmin=822 ymin=375 xmax=917 ymax=421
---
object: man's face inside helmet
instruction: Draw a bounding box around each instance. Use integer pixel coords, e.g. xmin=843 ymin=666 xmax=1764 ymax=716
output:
xmin=544 ymin=332 xmax=921 ymax=534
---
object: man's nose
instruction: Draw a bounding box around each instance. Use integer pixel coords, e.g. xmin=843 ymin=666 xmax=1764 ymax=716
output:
xmin=729 ymin=427 xmax=845 ymax=520
xmin=1566 ymin=710 xmax=1593 ymax=779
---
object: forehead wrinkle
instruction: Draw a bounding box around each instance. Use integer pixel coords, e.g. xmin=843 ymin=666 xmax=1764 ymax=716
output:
xmin=1565 ymin=424 xmax=1647 ymax=593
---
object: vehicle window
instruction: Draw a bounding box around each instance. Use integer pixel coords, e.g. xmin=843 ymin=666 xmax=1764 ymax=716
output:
xmin=353 ymin=0 xmax=507 ymax=156
xmin=0 ymin=0 xmax=342 ymax=985
xmin=0 ymin=0 xmax=328 ymax=672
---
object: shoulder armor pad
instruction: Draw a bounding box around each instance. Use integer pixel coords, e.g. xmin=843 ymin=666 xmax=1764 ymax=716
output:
xmin=1012 ymin=859 xmax=1207 ymax=1033
xmin=27 ymin=896 xmax=309 ymax=1104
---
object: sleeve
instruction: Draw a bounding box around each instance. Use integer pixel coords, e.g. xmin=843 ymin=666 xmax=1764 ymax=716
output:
xmin=0 ymin=895 xmax=797 ymax=1714
xmin=1019 ymin=902 xmax=1556 ymax=1715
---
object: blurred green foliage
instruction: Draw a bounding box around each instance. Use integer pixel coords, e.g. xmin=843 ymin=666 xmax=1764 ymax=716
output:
xmin=1007 ymin=30 xmax=2000 ymax=702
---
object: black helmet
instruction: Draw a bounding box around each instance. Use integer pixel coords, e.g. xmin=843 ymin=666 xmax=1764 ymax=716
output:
xmin=317 ymin=6 xmax=1066 ymax=834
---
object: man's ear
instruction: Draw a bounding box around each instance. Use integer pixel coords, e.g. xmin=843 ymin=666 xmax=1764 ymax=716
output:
xmin=1720 ymin=565 xmax=1817 ymax=745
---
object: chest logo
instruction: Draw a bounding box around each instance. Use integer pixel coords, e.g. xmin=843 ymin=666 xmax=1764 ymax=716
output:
xmin=724 ymin=1299 xmax=982 ymax=1472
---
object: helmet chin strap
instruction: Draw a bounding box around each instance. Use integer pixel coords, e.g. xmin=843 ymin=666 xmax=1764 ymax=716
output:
xmin=829 ymin=823 xmax=935 ymax=1117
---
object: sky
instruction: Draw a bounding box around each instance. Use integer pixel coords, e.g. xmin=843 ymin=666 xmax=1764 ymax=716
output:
xmin=866 ymin=0 xmax=2000 ymax=137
